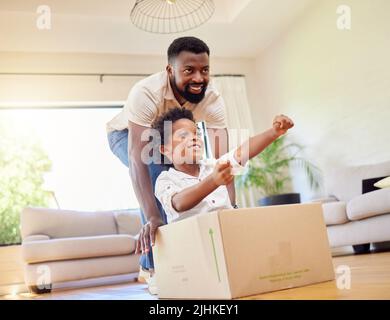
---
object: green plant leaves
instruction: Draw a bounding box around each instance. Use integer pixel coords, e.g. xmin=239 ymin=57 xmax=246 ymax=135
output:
xmin=0 ymin=123 xmax=52 ymax=245
xmin=235 ymin=136 xmax=322 ymax=197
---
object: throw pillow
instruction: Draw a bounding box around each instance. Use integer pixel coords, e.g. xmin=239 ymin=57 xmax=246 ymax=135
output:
xmin=374 ymin=176 xmax=390 ymax=189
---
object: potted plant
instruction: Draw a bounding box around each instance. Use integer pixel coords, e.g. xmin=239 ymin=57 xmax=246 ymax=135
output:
xmin=236 ymin=136 xmax=322 ymax=206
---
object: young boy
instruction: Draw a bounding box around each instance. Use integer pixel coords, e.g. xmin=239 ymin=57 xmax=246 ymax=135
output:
xmin=153 ymin=107 xmax=294 ymax=224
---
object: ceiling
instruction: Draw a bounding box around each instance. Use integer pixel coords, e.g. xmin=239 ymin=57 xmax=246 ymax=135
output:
xmin=0 ymin=0 xmax=315 ymax=58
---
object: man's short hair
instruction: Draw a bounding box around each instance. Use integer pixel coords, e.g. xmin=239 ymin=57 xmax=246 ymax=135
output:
xmin=167 ymin=37 xmax=210 ymax=63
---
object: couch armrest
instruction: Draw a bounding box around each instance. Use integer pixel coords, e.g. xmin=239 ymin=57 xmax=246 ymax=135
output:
xmin=308 ymin=195 xmax=339 ymax=204
xmin=322 ymin=201 xmax=349 ymax=225
xmin=23 ymin=234 xmax=50 ymax=242
xmin=347 ymin=188 xmax=390 ymax=221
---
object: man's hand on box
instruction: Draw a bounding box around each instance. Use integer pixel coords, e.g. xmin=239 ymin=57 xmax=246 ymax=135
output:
xmin=135 ymin=216 xmax=164 ymax=255
xmin=272 ymin=114 xmax=294 ymax=137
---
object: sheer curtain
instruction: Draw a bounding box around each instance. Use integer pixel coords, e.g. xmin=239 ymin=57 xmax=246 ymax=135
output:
xmin=212 ymin=76 xmax=258 ymax=208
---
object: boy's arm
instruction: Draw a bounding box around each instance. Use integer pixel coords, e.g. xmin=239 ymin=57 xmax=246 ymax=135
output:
xmin=171 ymin=162 xmax=233 ymax=213
xmin=234 ymin=115 xmax=294 ymax=166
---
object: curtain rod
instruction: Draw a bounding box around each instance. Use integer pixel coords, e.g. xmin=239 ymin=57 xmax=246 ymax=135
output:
xmin=0 ymin=72 xmax=245 ymax=82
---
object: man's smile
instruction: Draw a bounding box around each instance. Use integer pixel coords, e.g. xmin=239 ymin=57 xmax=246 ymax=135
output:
xmin=188 ymin=84 xmax=204 ymax=94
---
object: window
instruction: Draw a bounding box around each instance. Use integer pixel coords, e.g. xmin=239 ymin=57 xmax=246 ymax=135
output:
xmin=0 ymin=106 xmax=139 ymax=244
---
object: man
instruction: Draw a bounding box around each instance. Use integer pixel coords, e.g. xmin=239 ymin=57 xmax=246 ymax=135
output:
xmin=106 ymin=37 xmax=235 ymax=293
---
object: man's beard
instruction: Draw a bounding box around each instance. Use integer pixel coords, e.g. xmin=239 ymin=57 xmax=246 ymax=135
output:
xmin=171 ymin=77 xmax=208 ymax=104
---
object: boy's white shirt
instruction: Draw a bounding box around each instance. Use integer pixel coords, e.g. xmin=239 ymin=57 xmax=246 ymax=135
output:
xmin=155 ymin=149 xmax=248 ymax=224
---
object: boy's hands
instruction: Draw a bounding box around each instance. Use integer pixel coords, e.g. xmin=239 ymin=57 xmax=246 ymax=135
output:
xmin=272 ymin=114 xmax=294 ymax=137
xmin=212 ymin=161 xmax=234 ymax=186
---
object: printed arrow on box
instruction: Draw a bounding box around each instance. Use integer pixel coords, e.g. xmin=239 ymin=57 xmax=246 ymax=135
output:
xmin=209 ymin=228 xmax=221 ymax=282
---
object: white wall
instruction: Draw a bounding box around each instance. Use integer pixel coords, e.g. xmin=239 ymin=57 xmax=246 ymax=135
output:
xmin=0 ymin=52 xmax=257 ymax=106
xmin=252 ymin=0 xmax=390 ymax=200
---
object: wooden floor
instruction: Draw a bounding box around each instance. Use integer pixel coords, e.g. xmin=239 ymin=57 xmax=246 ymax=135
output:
xmin=2 ymin=249 xmax=390 ymax=300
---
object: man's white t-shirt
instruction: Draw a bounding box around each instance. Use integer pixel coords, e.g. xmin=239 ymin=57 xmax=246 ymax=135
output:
xmin=106 ymin=71 xmax=228 ymax=132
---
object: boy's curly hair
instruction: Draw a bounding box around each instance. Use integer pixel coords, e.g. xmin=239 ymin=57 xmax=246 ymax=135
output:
xmin=151 ymin=107 xmax=195 ymax=166
xmin=151 ymin=107 xmax=195 ymax=145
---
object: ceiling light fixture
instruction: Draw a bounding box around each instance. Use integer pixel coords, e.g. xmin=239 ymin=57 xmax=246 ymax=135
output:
xmin=130 ymin=0 xmax=215 ymax=34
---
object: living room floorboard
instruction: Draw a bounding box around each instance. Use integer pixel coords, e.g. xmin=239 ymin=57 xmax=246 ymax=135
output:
xmin=2 ymin=251 xmax=390 ymax=300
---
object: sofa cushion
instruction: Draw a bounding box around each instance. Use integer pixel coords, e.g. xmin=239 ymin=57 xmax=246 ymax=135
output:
xmin=114 ymin=210 xmax=142 ymax=236
xmin=22 ymin=234 xmax=136 ymax=264
xmin=327 ymin=213 xmax=390 ymax=248
xmin=347 ymin=188 xmax=390 ymax=221
xmin=374 ymin=176 xmax=390 ymax=189
xmin=321 ymin=201 xmax=349 ymax=225
xmin=21 ymin=207 xmax=118 ymax=239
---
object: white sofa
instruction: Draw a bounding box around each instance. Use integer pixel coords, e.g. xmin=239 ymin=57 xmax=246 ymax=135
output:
xmin=316 ymin=160 xmax=390 ymax=253
xmin=20 ymin=207 xmax=142 ymax=293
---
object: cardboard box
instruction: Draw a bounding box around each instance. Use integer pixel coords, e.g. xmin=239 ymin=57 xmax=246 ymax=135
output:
xmin=153 ymin=203 xmax=335 ymax=299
